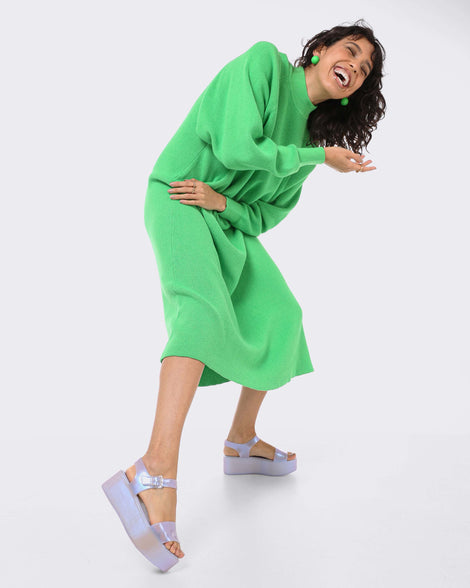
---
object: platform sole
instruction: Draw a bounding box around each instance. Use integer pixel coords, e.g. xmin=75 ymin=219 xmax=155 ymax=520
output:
xmin=101 ymin=470 xmax=179 ymax=572
xmin=223 ymin=455 xmax=297 ymax=476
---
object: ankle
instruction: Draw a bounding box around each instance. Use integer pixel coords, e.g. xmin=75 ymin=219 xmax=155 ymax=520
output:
xmin=142 ymin=454 xmax=178 ymax=479
xmin=227 ymin=428 xmax=257 ymax=443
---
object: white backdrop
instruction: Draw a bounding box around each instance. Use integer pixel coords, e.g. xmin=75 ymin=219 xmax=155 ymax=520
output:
xmin=1 ymin=1 xmax=469 ymax=586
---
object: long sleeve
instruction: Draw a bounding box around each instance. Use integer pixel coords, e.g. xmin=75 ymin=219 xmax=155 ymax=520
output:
xmin=215 ymin=182 xmax=303 ymax=237
xmin=195 ymin=41 xmax=325 ymax=178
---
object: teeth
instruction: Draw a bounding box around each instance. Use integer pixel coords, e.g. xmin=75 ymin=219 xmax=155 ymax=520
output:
xmin=334 ymin=67 xmax=350 ymax=87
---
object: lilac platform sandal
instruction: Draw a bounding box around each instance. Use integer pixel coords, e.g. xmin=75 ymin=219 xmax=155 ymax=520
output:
xmin=101 ymin=457 xmax=180 ymax=572
xmin=223 ymin=434 xmax=297 ymax=476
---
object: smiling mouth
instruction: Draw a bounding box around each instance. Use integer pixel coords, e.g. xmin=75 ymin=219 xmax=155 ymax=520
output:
xmin=333 ymin=67 xmax=351 ymax=89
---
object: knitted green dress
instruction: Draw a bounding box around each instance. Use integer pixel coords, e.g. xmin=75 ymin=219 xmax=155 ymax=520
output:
xmin=144 ymin=41 xmax=325 ymax=390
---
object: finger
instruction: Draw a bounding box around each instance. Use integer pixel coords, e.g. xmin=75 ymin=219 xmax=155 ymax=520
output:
xmin=350 ymin=151 xmax=364 ymax=163
xmin=170 ymin=194 xmax=197 ymax=200
xmin=178 ymin=199 xmax=199 ymax=205
xmin=168 ymin=186 xmax=197 ymax=193
xmin=169 ymin=178 xmax=198 ymax=187
xmin=356 ymin=165 xmax=376 ymax=173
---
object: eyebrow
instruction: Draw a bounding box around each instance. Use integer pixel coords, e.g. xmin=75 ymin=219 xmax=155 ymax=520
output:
xmin=346 ymin=41 xmax=372 ymax=75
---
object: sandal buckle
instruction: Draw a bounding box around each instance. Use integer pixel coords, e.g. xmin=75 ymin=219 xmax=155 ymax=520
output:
xmin=140 ymin=473 xmax=164 ymax=488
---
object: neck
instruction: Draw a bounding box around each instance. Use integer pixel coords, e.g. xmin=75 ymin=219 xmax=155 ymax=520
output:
xmin=303 ymin=64 xmax=331 ymax=105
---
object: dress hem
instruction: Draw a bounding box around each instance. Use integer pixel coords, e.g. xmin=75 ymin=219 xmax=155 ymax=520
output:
xmin=159 ymin=350 xmax=314 ymax=391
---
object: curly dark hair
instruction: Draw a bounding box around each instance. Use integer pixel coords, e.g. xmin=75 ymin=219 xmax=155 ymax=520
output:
xmin=294 ymin=19 xmax=387 ymax=154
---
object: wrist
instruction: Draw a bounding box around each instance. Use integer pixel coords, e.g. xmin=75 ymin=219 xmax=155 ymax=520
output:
xmin=218 ymin=194 xmax=227 ymax=212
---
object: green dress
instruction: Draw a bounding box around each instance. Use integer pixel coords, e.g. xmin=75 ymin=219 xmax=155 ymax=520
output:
xmin=144 ymin=41 xmax=325 ymax=390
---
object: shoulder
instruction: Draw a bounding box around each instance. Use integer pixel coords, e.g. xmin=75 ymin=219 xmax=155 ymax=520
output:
xmin=212 ymin=41 xmax=281 ymax=86
xmin=239 ymin=41 xmax=282 ymax=80
xmin=244 ymin=41 xmax=281 ymax=65
xmin=246 ymin=41 xmax=280 ymax=56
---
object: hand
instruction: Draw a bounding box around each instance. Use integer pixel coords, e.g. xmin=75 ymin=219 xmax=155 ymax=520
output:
xmin=168 ymin=178 xmax=226 ymax=211
xmin=324 ymin=146 xmax=376 ymax=173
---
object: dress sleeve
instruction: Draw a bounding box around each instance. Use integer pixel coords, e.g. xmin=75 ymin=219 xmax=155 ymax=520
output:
xmin=215 ymin=183 xmax=303 ymax=237
xmin=195 ymin=41 xmax=325 ymax=178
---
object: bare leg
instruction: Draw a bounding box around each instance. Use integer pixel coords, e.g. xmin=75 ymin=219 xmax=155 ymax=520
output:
xmin=125 ymin=356 xmax=204 ymax=558
xmin=224 ymin=386 xmax=296 ymax=461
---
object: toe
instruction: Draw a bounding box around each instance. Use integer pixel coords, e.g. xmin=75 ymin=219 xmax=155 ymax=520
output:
xmin=287 ymin=452 xmax=296 ymax=461
xmin=165 ymin=541 xmax=184 ymax=558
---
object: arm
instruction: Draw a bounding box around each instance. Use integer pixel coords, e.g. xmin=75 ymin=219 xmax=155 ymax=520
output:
xmin=195 ymin=41 xmax=325 ymax=177
xmin=214 ymin=183 xmax=303 ymax=237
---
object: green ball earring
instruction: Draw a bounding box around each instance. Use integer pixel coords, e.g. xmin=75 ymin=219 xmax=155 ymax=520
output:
xmin=311 ymin=54 xmax=349 ymax=106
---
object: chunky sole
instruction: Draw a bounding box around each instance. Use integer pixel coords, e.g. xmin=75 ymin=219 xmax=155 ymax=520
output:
xmin=224 ymin=455 xmax=297 ymax=476
xmin=101 ymin=470 xmax=179 ymax=572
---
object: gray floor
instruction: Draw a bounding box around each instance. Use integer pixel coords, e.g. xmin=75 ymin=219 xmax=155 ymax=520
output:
xmin=4 ymin=432 xmax=470 ymax=587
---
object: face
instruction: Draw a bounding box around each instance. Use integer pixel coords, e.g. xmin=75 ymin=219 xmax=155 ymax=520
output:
xmin=315 ymin=35 xmax=374 ymax=98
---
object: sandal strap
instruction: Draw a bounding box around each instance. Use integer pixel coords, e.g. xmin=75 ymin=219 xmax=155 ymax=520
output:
xmin=224 ymin=434 xmax=260 ymax=458
xmin=151 ymin=521 xmax=179 ymax=544
xmin=130 ymin=457 xmax=177 ymax=495
xmin=273 ymin=448 xmax=288 ymax=461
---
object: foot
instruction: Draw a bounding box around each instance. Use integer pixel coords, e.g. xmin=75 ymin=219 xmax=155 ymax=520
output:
xmin=224 ymin=433 xmax=296 ymax=461
xmin=125 ymin=458 xmax=184 ymax=559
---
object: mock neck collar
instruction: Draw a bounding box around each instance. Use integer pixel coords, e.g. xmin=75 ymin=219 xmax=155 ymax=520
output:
xmin=290 ymin=65 xmax=318 ymax=117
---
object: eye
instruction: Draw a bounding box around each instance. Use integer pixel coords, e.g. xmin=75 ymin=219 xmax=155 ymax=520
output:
xmin=347 ymin=45 xmax=367 ymax=77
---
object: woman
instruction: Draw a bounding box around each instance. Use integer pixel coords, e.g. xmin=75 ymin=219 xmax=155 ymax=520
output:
xmin=102 ymin=20 xmax=386 ymax=571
